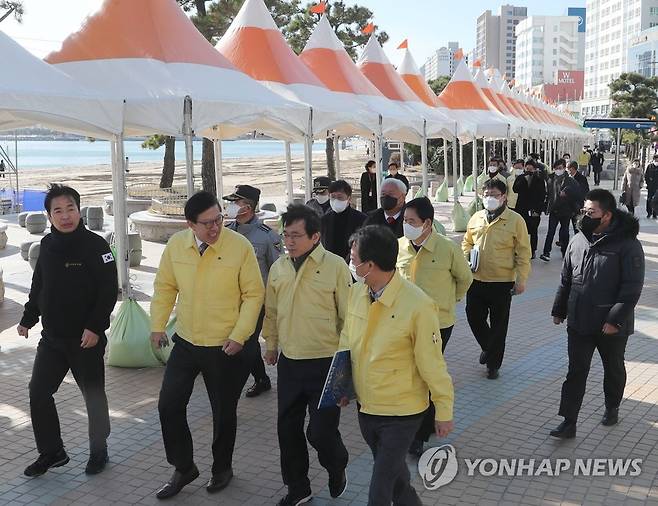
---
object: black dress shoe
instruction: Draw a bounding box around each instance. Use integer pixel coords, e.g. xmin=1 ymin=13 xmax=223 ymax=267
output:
xmin=487 ymin=368 xmax=499 ymax=380
xmin=408 ymin=439 xmax=424 ymax=458
xmin=24 ymin=448 xmax=70 ymax=477
xmin=85 ymin=448 xmax=109 ymax=475
xmin=245 ymin=378 xmax=271 ymax=398
xmin=550 ymin=420 xmax=576 ymax=439
xmin=328 ymin=468 xmax=347 ymax=498
xmin=206 ymin=468 xmax=233 ymax=493
xmin=479 ymin=351 xmax=488 ymax=365
xmin=601 ymin=408 xmax=619 ymax=426
xmin=277 ymin=489 xmax=313 ymax=506
xmin=156 ymin=464 xmax=199 ymax=499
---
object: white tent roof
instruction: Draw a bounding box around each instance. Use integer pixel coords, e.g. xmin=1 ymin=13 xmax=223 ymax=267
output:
xmin=0 ymin=31 xmax=122 ymax=139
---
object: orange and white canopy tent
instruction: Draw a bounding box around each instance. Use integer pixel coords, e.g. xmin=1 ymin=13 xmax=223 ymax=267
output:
xmin=437 ymin=59 xmax=510 ymax=139
xmin=0 ymin=31 xmax=122 ymax=139
xmin=215 ymin=0 xmax=379 ymax=139
xmin=46 ymin=0 xmax=307 ymax=140
xmin=356 ymin=35 xmax=456 ymax=139
xmin=473 ymin=67 xmax=527 ymax=137
xmin=299 ymin=14 xmax=425 ymax=144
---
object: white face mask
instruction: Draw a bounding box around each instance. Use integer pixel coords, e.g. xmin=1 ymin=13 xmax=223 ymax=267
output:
xmin=488 ymin=166 xmax=498 ymax=174
xmin=554 ymin=169 xmax=566 ymax=177
xmin=564 ymin=157 xmax=570 ymax=162
xmin=403 ymin=222 xmax=425 ymax=242
xmin=349 ymin=260 xmax=369 ymax=284
xmin=330 ymin=198 xmax=349 ymax=214
xmin=483 ymin=196 xmax=502 ymax=212
xmin=515 ymin=168 xmax=524 ymax=176
xmin=225 ymin=202 xmax=244 ymax=220
xmin=315 ymin=194 xmax=329 ymax=205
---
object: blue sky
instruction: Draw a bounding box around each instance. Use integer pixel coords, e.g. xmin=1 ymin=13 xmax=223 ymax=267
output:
xmin=3 ymin=0 xmax=585 ymax=66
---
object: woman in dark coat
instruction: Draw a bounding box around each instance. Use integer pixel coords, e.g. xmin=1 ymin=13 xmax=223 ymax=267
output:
xmin=360 ymin=160 xmax=378 ymax=213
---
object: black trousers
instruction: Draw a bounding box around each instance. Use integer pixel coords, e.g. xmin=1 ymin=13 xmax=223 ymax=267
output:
xmin=277 ymin=354 xmax=348 ymax=494
xmin=466 ymin=280 xmax=515 ymax=370
xmin=593 ymin=170 xmax=601 ymax=186
xmin=646 ymin=187 xmax=657 ymax=217
xmin=543 ymin=212 xmax=571 ymax=256
xmin=415 ymin=326 xmax=453 ymax=442
xmin=359 ymin=412 xmax=423 ymax=506
xmin=29 ymin=336 xmax=110 ymax=455
xmin=243 ymin=307 xmax=268 ymax=383
xmin=558 ymin=327 xmax=629 ymax=422
xmin=521 ymin=212 xmax=541 ymax=254
xmin=158 ymin=334 xmax=250 ymax=475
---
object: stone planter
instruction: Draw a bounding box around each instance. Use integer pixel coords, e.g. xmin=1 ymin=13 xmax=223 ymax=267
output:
xmin=87 ymin=206 xmax=104 ymax=231
xmin=0 ymin=224 xmax=7 ymax=250
xmin=28 ymin=242 xmax=41 ymax=270
xmin=80 ymin=206 xmax=89 ymax=225
xmin=25 ymin=213 xmax=48 ymax=234
xmin=21 ymin=240 xmax=38 ymax=260
xmin=128 ymin=232 xmax=142 ymax=267
xmin=18 ymin=211 xmax=29 ymax=227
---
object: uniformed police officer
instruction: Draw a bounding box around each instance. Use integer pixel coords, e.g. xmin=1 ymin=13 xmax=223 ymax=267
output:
xmin=305 ymin=176 xmax=332 ymax=217
xmin=18 ymin=184 xmax=118 ymax=478
xmin=223 ymin=184 xmax=282 ymax=397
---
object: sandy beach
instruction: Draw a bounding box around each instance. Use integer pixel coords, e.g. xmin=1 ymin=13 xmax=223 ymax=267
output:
xmin=13 ymin=148 xmax=424 ymax=206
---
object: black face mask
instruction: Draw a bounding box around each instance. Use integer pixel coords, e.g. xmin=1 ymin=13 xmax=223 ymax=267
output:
xmin=578 ymin=214 xmax=602 ymax=234
xmin=381 ymin=195 xmax=398 ymax=211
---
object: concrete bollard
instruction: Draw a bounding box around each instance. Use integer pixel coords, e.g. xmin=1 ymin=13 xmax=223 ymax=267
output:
xmin=18 ymin=212 xmax=29 ymax=228
xmin=21 ymin=240 xmax=38 ymax=261
xmin=87 ymin=206 xmax=104 ymax=231
xmin=128 ymin=232 xmax=142 ymax=267
xmin=28 ymin=242 xmax=41 ymax=270
xmin=25 ymin=213 xmax=48 ymax=234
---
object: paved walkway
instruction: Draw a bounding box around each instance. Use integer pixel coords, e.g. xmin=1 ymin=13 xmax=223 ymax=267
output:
xmin=0 ymin=181 xmax=657 ymax=505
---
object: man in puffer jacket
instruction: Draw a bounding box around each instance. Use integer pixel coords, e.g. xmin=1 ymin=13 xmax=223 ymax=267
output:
xmin=549 ymin=189 xmax=645 ymax=439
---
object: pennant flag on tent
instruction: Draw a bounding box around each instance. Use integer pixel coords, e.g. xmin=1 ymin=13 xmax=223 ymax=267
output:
xmin=454 ymin=48 xmax=464 ymax=61
xmin=362 ymin=22 xmax=375 ymax=34
xmin=397 ymin=39 xmax=408 ymax=49
xmin=310 ymin=1 xmax=327 ymax=14
xmin=473 ymin=59 xmax=482 ymax=68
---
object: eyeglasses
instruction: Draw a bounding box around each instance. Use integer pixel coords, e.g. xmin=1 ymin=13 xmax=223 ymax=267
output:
xmin=283 ymin=233 xmax=308 ymax=241
xmin=483 ymin=193 xmax=503 ymax=198
xmin=580 ymin=209 xmax=600 ymax=218
xmin=196 ymin=215 xmax=223 ymax=228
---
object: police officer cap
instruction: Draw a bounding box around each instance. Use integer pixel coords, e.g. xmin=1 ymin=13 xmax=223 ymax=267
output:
xmin=223 ymin=184 xmax=261 ymax=203
xmin=312 ymin=176 xmax=332 ymax=191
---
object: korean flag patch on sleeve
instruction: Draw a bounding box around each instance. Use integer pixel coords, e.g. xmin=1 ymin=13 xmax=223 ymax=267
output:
xmin=102 ymin=252 xmax=115 ymax=264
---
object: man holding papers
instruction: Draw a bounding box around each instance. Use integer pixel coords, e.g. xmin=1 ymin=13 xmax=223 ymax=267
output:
xmin=263 ymin=204 xmax=352 ymax=506
xmin=339 ymin=225 xmax=454 ymax=506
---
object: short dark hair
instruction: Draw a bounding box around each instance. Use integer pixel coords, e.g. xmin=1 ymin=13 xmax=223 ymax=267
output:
xmin=488 ymin=157 xmax=498 ymax=164
xmin=329 ymin=180 xmax=352 ymax=197
xmin=482 ymin=179 xmax=507 ymax=194
xmin=585 ymin=189 xmax=617 ymax=213
xmin=562 ymin=153 xmax=571 ymax=158
xmin=524 ymin=158 xmax=536 ymax=167
xmin=388 ymin=161 xmax=399 ymax=168
xmin=349 ymin=225 xmax=398 ymax=272
xmin=365 ymin=160 xmax=376 ymax=169
xmin=514 ymin=159 xmax=525 ymax=166
xmin=554 ymin=158 xmax=566 ymax=169
xmin=44 ymin=184 xmax=80 ymax=214
xmin=529 ymin=152 xmax=540 ymax=159
xmin=568 ymin=161 xmax=579 ymax=171
xmin=184 ymin=191 xmax=221 ymax=222
xmin=282 ymin=204 xmax=321 ymax=237
xmin=405 ymin=197 xmax=434 ymax=222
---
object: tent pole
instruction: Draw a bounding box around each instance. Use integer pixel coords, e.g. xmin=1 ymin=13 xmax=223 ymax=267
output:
xmin=614 ymin=127 xmax=621 ymax=191
xmin=375 ymin=115 xmax=384 ymax=199
xmin=399 ymin=141 xmax=404 ymax=168
xmin=452 ymin=136 xmax=459 ymax=203
xmin=111 ymin=135 xmax=130 ymax=299
xmin=472 ymin=137 xmax=477 ymax=192
xmin=506 ymin=134 xmax=512 ymax=167
xmin=285 ymin=141 xmax=294 ymax=205
xmin=213 ymin=138 xmax=223 ymax=200
xmin=459 ymin=137 xmax=464 ymax=182
xmin=421 ymin=119 xmax=428 ymax=196
xmin=183 ymin=96 xmax=194 ymax=197
xmin=335 ymin=134 xmax=341 ymax=179
xmin=441 ymin=138 xmax=448 ymax=184
xmin=304 ymin=108 xmax=314 ymax=203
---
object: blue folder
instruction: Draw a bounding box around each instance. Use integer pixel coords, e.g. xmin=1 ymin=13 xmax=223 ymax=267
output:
xmin=318 ymin=349 xmax=356 ymax=409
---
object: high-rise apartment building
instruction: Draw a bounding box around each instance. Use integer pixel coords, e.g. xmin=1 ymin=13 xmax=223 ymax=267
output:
xmin=475 ymin=5 xmax=527 ymax=78
xmin=420 ymin=42 xmax=462 ymax=80
xmin=515 ymin=16 xmax=584 ymax=90
xmin=582 ymin=0 xmax=658 ymax=118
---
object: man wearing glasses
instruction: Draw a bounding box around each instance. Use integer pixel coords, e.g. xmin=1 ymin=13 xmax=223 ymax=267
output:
xmin=462 ymin=179 xmax=531 ymax=380
xmin=263 ymin=204 xmax=352 ymax=506
xmin=150 ymin=191 xmax=264 ymax=499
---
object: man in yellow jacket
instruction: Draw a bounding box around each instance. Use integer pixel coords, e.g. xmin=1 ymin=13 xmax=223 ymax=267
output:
xmin=263 ymin=204 xmax=352 ymax=506
xmin=340 ymin=225 xmax=454 ymax=506
xmin=463 ymin=179 xmax=531 ymax=380
xmin=150 ymin=191 xmax=264 ymax=499
xmin=396 ymin=197 xmax=472 ymax=457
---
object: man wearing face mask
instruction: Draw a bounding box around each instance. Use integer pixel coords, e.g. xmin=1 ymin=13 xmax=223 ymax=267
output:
xmin=363 ymin=178 xmax=407 ymax=238
xmin=550 ymin=189 xmax=644 ymax=439
xmin=462 ymin=179 xmax=531 ymax=379
xmin=360 ymin=160 xmax=378 ymax=213
xmin=591 ymin=147 xmax=604 ymax=186
xmin=643 ymin=154 xmax=658 ymax=218
xmin=223 ymin=185 xmax=282 ymax=398
xmin=506 ymin=159 xmax=525 ymax=211
xmin=306 ymin=176 xmax=332 ymax=217
xmin=576 ymin=146 xmax=591 ymax=177
xmin=396 ymin=197 xmax=472 ymax=456
xmin=539 ymin=159 xmax=580 ymax=262
xmin=321 ymin=180 xmax=367 ymax=262
xmin=385 ymin=161 xmax=410 ymax=193
xmin=263 ymin=205 xmax=351 ymax=506
xmin=567 ymin=161 xmax=590 ymax=233
xmin=513 ymin=159 xmax=547 ymax=259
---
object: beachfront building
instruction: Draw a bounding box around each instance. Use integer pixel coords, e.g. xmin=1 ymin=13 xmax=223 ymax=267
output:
xmin=582 ymin=0 xmax=658 ymax=119
xmin=420 ymin=42 xmax=463 ymax=80
xmin=475 ymin=5 xmax=527 ymax=79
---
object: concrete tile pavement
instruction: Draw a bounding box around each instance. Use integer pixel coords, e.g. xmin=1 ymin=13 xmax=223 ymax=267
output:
xmin=0 ymin=181 xmax=657 ymax=505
